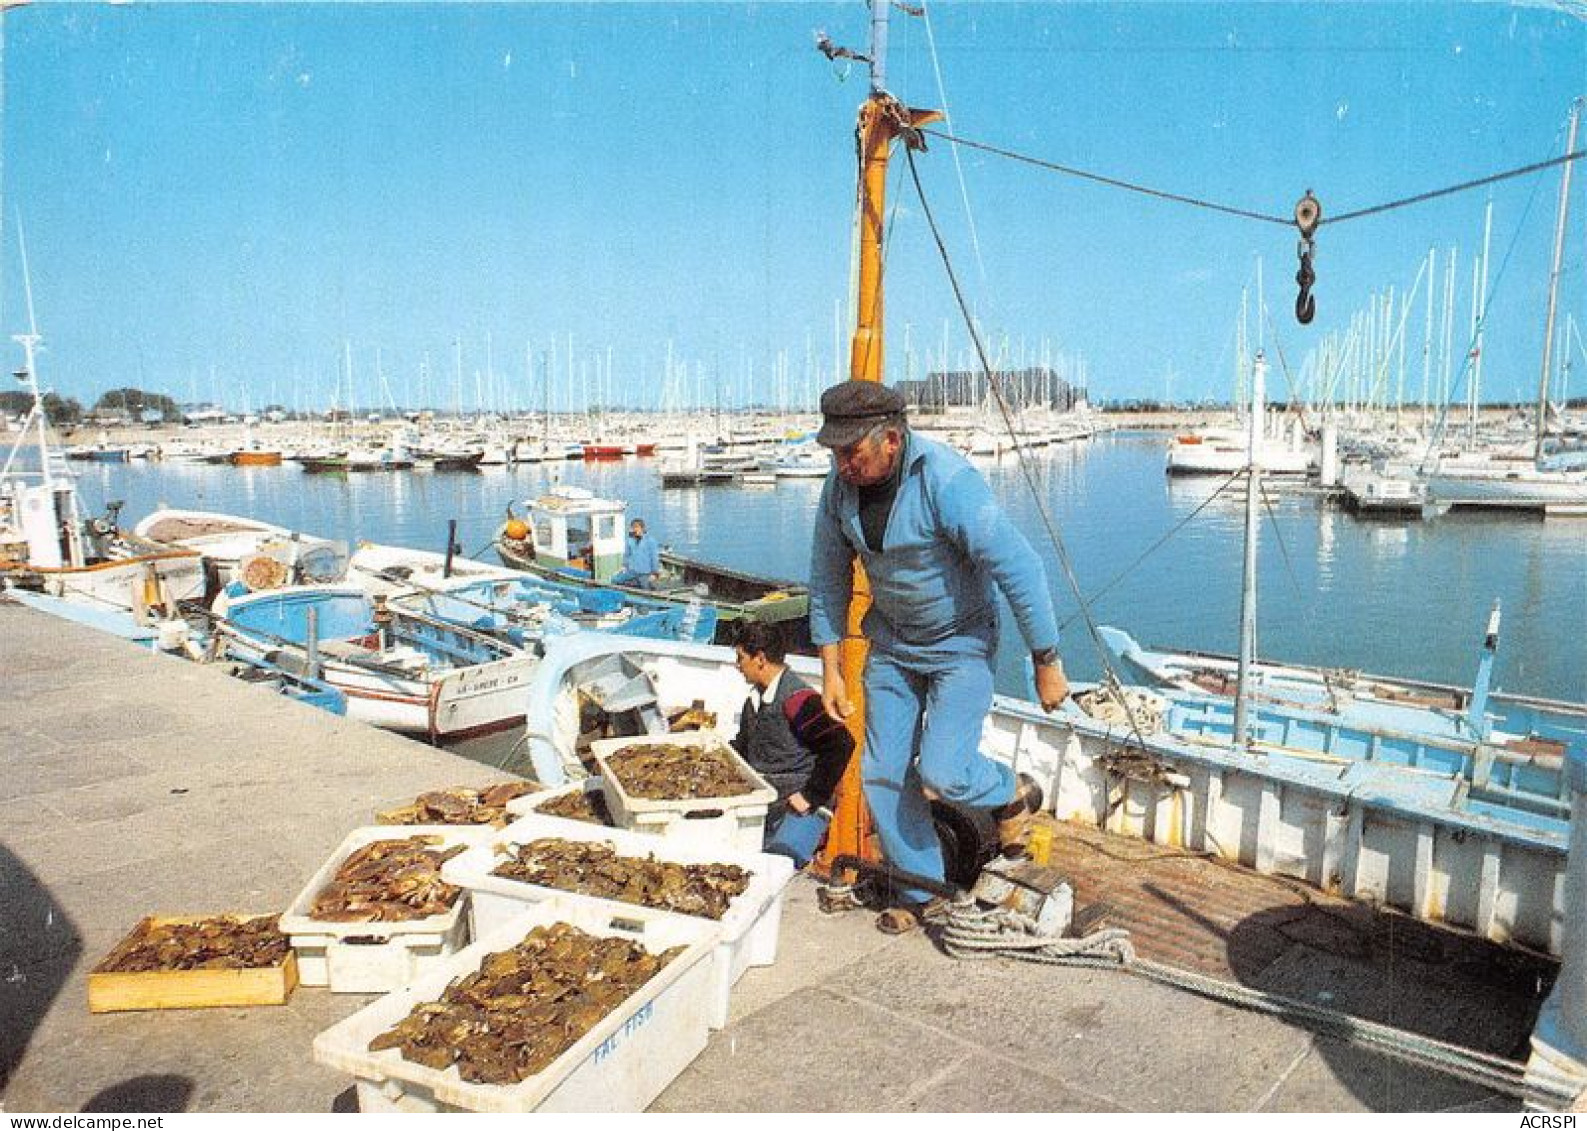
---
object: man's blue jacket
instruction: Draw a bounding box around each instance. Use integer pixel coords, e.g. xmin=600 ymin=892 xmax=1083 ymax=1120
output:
xmin=808 ymin=431 xmax=1059 ymax=656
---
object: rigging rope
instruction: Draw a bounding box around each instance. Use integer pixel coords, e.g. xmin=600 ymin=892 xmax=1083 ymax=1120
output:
xmin=903 ymin=144 xmax=1165 ymax=759
xmin=920 ymin=125 xmax=1587 ymax=231
xmin=1056 ymin=467 xmax=1243 ymax=635
xmin=919 ymin=2 xmax=987 ymax=288
xmin=919 ymin=127 xmax=1291 ymax=226
xmin=1257 ymin=474 xmax=1305 ymax=604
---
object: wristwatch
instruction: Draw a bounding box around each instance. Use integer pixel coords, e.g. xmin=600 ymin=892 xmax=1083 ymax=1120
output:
xmin=1031 ymin=646 xmax=1060 ymax=668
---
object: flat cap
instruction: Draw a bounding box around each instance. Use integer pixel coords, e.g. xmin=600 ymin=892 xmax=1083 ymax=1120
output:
xmin=815 ymin=380 xmax=907 ymax=448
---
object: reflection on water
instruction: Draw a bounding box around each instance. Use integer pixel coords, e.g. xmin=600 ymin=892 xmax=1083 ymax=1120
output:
xmin=1315 ymin=505 xmax=1335 ymax=585
xmin=73 ymin=433 xmax=1586 ymax=704
xmin=1367 ymin=524 xmax=1409 ymax=558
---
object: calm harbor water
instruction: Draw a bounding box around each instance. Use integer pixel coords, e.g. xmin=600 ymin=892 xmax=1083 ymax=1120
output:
xmin=72 ymin=432 xmax=1585 ymax=705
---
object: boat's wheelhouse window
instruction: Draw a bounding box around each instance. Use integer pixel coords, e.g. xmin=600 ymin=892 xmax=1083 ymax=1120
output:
xmin=533 ymin=516 xmax=555 ymax=551
xmin=566 ymin=517 xmax=593 ymax=562
xmin=597 ymin=515 xmax=619 ymax=542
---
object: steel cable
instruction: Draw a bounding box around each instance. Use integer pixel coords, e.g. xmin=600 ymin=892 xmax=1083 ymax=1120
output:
xmin=903 ymin=143 xmax=1166 ymax=759
xmin=920 ymin=125 xmax=1587 ymax=231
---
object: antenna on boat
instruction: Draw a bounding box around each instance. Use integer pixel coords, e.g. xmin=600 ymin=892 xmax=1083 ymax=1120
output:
xmin=10 ymin=214 xmax=52 ymax=484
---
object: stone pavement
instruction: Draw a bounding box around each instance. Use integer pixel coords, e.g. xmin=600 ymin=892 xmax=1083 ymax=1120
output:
xmin=0 ymin=600 xmax=1528 ymax=1112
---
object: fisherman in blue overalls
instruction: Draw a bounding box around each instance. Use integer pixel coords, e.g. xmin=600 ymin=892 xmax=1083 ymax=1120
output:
xmin=808 ymin=380 xmax=1070 ymax=934
xmin=613 ymin=517 xmax=661 ymax=589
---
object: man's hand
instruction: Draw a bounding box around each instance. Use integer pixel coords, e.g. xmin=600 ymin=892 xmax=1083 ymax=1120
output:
xmin=821 ymin=670 xmax=853 ymax=723
xmin=787 ymin=792 xmax=812 ymax=816
xmin=1034 ymin=661 xmax=1069 ymax=713
xmin=818 ymin=643 xmax=852 ymax=723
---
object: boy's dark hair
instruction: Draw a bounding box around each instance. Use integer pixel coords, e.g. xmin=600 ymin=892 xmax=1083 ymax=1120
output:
xmin=733 ymin=620 xmax=788 ymax=665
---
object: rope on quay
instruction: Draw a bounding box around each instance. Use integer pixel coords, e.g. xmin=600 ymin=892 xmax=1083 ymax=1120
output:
xmin=936 ymin=900 xmax=1578 ymax=1107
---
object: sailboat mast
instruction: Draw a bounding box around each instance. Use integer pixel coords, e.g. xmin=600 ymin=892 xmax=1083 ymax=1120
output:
xmin=1233 ymin=351 xmax=1267 ymax=751
xmin=1536 ymin=100 xmax=1580 ymax=463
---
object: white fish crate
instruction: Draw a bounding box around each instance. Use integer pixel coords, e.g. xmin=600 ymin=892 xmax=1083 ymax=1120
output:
xmin=591 ymin=729 xmax=777 ymax=853
xmin=280 ymin=825 xmax=491 ymax=994
xmin=443 ymin=813 xmax=796 ymax=1029
xmin=504 ymin=777 xmax=616 ymax=830
xmin=312 ymin=899 xmax=720 ymax=1113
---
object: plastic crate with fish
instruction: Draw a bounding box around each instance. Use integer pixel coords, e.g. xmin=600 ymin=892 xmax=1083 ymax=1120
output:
xmin=591 ymin=730 xmax=776 ymax=853
xmin=312 ymin=899 xmax=719 ymax=1113
xmin=443 ymin=812 xmax=795 ymax=1028
xmin=280 ymin=825 xmax=491 ymax=993
xmin=504 ymin=776 xmax=616 ymax=831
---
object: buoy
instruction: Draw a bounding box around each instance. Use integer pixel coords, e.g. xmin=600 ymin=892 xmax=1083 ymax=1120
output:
xmin=504 ymin=518 xmax=530 ymax=542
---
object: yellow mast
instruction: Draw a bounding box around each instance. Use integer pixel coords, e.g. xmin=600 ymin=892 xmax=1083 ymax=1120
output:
xmin=815 ymin=12 xmax=942 ymax=874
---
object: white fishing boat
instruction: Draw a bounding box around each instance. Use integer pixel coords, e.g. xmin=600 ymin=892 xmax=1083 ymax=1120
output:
xmin=0 ymin=267 xmax=204 ymax=615
xmin=1165 ymin=422 xmax=1313 ymax=476
xmin=493 ymin=484 xmax=809 ymax=647
xmin=133 ymin=506 xmax=348 ymax=591
xmin=1098 ymin=622 xmax=1585 ymax=820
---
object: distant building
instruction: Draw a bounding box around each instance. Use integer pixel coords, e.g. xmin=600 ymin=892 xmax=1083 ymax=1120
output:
xmin=897 ymin=366 xmax=1083 ymax=413
xmin=181 ymin=403 xmax=228 ymax=425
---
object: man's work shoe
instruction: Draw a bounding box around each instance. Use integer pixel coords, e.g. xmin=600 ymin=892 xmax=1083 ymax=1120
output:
xmin=994 ymin=772 xmax=1044 ymax=858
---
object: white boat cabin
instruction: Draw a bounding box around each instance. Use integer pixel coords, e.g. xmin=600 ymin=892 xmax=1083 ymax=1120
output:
xmin=523 ymin=486 xmax=628 ymax=581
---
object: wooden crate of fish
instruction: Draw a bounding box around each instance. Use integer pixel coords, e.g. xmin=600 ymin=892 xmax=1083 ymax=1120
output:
xmin=443 ymin=814 xmax=795 ymax=1029
xmin=280 ymin=825 xmax=492 ymax=993
xmin=376 ymin=782 xmax=537 ymax=828
xmin=88 ymin=914 xmax=299 ymax=1013
xmin=312 ymin=899 xmax=720 ymax=1113
xmin=590 ymin=730 xmax=776 ymax=853
xmin=504 ymin=777 xmax=615 ymax=829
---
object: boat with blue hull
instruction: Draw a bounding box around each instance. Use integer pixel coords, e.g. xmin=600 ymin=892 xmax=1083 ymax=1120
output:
xmin=220 ymin=654 xmax=348 ymax=716
xmin=1098 ymin=624 xmax=1586 ymax=820
xmin=211 ymin=583 xmax=537 ymax=742
xmin=388 ymin=572 xmax=717 ymax=648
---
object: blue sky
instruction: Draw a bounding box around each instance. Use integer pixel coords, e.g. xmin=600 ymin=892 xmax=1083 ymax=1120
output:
xmin=4 ymin=2 xmax=1585 ymax=411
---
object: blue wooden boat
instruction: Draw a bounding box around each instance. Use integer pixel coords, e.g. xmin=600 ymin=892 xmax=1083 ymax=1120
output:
xmin=388 ymin=572 xmax=718 ymax=646
xmin=213 ymin=584 xmax=537 ymax=742
xmin=1098 ymin=624 xmax=1586 ymax=821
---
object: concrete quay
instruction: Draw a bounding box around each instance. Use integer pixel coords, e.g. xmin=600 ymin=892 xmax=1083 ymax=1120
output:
xmin=0 ymin=599 xmax=1535 ymax=1112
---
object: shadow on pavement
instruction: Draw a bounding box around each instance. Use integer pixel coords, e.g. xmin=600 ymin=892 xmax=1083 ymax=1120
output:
xmin=81 ymin=1075 xmax=194 ymax=1113
xmin=0 ymin=845 xmax=81 ymax=1097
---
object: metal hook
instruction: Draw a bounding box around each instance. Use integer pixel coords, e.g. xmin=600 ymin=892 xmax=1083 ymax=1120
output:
xmin=1295 ymin=242 xmax=1316 ymax=325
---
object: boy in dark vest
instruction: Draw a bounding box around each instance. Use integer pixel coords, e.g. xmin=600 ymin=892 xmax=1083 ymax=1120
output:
xmin=730 ymin=621 xmax=854 ymax=861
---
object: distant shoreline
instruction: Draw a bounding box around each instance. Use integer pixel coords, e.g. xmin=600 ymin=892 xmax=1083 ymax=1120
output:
xmin=6 ymin=404 xmax=1533 ymax=449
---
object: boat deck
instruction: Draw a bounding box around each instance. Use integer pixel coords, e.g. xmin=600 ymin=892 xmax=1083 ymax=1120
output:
xmin=0 ymin=597 xmax=1554 ymax=1113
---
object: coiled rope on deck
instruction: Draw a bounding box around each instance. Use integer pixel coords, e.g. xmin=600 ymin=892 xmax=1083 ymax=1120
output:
xmin=934 ymin=901 xmax=1577 ymax=1106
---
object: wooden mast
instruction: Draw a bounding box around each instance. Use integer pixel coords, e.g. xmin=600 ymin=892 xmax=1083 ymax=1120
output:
xmin=815 ymin=3 xmax=942 ymax=875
